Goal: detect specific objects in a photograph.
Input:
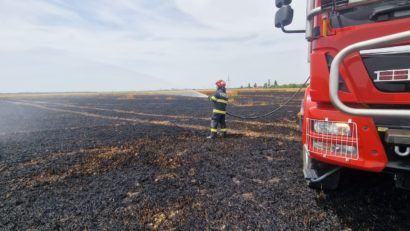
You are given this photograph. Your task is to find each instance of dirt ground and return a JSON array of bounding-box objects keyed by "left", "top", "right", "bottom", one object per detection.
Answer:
[{"left": 1, "top": 92, "right": 410, "bottom": 230}]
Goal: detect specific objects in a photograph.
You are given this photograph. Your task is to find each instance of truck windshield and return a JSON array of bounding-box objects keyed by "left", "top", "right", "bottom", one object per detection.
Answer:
[{"left": 330, "top": 0, "right": 410, "bottom": 28}]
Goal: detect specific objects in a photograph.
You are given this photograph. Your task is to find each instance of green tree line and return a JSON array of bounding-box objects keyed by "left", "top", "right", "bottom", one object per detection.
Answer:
[{"left": 241, "top": 79, "right": 305, "bottom": 89}]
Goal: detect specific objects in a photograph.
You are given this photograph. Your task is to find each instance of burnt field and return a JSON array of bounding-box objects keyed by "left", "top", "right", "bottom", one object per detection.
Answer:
[{"left": 1, "top": 91, "right": 410, "bottom": 230}]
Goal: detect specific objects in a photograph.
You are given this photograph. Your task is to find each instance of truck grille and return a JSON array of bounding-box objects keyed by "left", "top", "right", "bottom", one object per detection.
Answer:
[
  {"left": 361, "top": 46, "right": 410, "bottom": 93},
  {"left": 306, "top": 118, "right": 359, "bottom": 161}
]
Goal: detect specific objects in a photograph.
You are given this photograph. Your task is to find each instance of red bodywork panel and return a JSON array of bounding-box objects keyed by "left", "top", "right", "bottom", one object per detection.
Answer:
[
  {"left": 310, "top": 18, "right": 410, "bottom": 104},
  {"left": 303, "top": 12, "right": 410, "bottom": 172}
]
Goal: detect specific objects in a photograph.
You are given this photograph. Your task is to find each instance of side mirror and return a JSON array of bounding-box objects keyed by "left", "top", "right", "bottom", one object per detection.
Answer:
[
  {"left": 275, "top": 0, "right": 292, "bottom": 8},
  {"left": 275, "top": 5, "right": 294, "bottom": 28}
]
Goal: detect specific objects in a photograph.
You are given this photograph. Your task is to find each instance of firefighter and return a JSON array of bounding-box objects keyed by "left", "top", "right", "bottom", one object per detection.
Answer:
[{"left": 207, "top": 80, "right": 229, "bottom": 139}]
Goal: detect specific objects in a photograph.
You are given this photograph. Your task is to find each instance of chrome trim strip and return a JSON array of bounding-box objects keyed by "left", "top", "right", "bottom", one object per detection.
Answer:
[
  {"left": 305, "top": 0, "right": 316, "bottom": 41},
  {"left": 360, "top": 45, "right": 410, "bottom": 55}
]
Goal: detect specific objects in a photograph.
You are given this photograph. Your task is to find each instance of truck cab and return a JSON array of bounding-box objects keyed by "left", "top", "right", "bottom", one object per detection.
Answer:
[{"left": 275, "top": 0, "right": 410, "bottom": 189}]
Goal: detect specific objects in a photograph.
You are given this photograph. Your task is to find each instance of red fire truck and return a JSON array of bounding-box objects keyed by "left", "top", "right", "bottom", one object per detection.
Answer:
[{"left": 275, "top": 0, "right": 410, "bottom": 189}]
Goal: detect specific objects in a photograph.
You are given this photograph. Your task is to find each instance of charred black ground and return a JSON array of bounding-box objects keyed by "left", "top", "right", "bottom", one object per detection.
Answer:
[{"left": 0, "top": 92, "right": 409, "bottom": 230}]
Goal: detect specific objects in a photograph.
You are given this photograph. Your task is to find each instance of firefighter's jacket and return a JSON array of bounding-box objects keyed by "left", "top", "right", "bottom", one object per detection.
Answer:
[{"left": 209, "top": 89, "right": 228, "bottom": 114}]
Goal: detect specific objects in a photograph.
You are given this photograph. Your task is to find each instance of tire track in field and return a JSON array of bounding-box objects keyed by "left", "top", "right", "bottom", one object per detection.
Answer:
[
  {"left": 20, "top": 100, "right": 298, "bottom": 130},
  {"left": 6, "top": 101, "right": 300, "bottom": 141}
]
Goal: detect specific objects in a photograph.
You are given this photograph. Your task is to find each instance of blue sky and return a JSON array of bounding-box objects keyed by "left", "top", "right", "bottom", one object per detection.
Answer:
[{"left": 0, "top": 0, "right": 308, "bottom": 92}]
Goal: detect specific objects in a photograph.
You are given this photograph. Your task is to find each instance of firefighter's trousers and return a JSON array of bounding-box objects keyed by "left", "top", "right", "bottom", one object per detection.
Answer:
[{"left": 210, "top": 113, "right": 227, "bottom": 137}]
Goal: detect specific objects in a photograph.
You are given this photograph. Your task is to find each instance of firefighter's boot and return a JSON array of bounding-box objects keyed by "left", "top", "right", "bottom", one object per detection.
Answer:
[
  {"left": 207, "top": 133, "right": 217, "bottom": 139},
  {"left": 208, "top": 121, "right": 218, "bottom": 140}
]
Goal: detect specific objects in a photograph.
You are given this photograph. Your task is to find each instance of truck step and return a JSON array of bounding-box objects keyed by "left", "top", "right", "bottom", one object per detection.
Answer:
[
  {"left": 385, "top": 129, "right": 410, "bottom": 145},
  {"left": 304, "top": 169, "right": 319, "bottom": 180}
]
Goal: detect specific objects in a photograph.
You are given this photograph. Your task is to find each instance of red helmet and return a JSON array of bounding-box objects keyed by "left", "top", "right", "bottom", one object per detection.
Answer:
[{"left": 215, "top": 80, "right": 226, "bottom": 88}]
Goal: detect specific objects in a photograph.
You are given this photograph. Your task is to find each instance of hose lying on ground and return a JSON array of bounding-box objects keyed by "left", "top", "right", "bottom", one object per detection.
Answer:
[{"left": 226, "top": 77, "right": 310, "bottom": 120}]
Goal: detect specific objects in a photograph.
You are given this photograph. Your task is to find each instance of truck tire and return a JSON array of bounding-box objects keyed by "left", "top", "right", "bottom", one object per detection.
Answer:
[{"left": 302, "top": 146, "right": 341, "bottom": 190}]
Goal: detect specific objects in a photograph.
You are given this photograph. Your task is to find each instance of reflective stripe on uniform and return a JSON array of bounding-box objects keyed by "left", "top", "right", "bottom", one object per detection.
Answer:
[
  {"left": 213, "top": 109, "right": 226, "bottom": 114},
  {"left": 211, "top": 128, "right": 218, "bottom": 132},
  {"left": 217, "top": 99, "right": 228, "bottom": 104},
  {"left": 211, "top": 96, "right": 228, "bottom": 104},
  {"left": 220, "top": 129, "right": 227, "bottom": 132}
]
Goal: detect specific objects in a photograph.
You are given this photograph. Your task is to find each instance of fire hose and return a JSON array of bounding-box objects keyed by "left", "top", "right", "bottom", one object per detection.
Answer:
[{"left": 226, "top": 77, "right": 310, "bottom": 119}]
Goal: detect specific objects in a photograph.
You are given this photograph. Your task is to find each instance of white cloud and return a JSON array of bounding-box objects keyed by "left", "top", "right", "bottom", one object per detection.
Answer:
[{"left": 0, "top": 0, "right": 308, "bottom": 92}]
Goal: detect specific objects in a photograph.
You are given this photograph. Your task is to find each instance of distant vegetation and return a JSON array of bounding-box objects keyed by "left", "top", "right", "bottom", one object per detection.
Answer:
[{"left": 241, "top": 80, "right": 305, "bottom": 89}]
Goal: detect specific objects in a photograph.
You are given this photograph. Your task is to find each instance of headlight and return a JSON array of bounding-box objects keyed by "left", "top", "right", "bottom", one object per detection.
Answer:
[
  {"left": 313, "top": 121, "right": 352, "bottom": 137},
  {"left": 313, "top": 141, "right": 358, "bottom": 156}
]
